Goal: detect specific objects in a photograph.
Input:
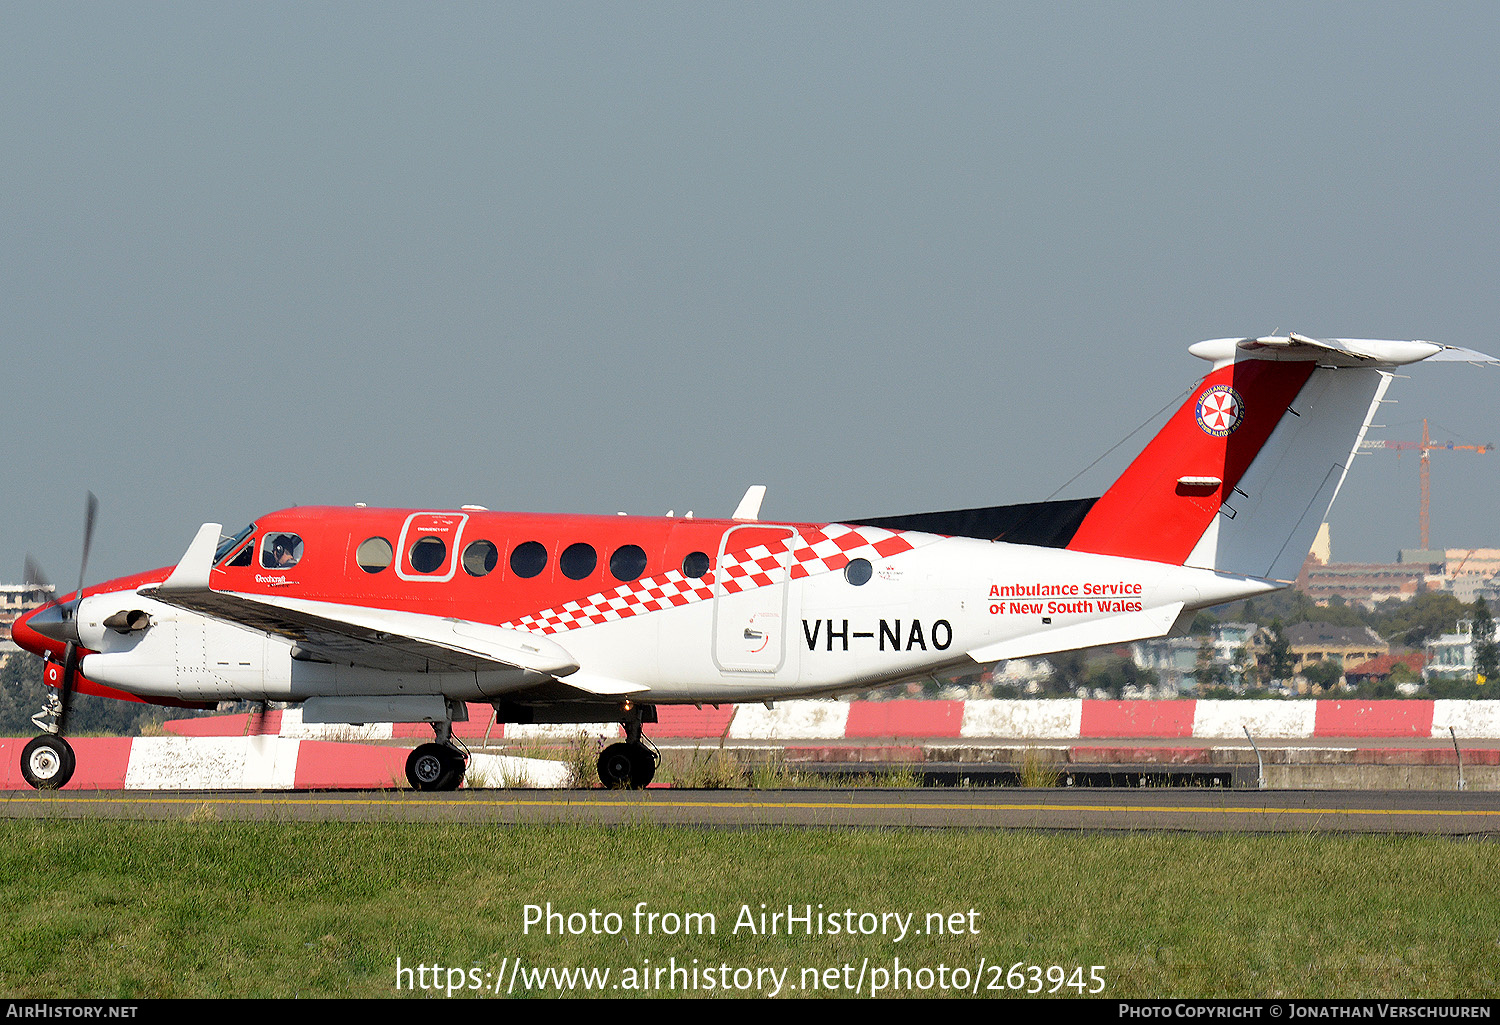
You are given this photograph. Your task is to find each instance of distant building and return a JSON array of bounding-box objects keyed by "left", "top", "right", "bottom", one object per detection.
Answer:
[
  {"left": 0, "top": 583, "right": 54, "bottom": 663},
  {"left": 1424, "top": 620, "right": 1475, "bottom": 681},
  {"left": 1131, "top": 622, "right": 1266, "bottom": 694},
  {"left": 1344, "top": 652, "right": 1426, "bottom": 685},
  {"left": 1130, "top": 635, "right": 1201, "bottom": 692},
  {"left": 1280, "top": 622, "right": 1388, "bottom": 673},
  {"left": 1418, "top": 548, "right": 1500, "bottom": 603},
  {"left": 988, "top": 658, "right": 1052, "bottom": 692},
  {"left": 1207, "top": 622, "right": 1264, "bottom": 663},
  {"left": 1294, "top": 525, "right": 1433, "bottom": 606},
  {"left": 1292, "top": 525, "right": 1500, "bottom": 606},
  {"left": 1295, "top": 557, "right": 1431, "bottom": 605}
]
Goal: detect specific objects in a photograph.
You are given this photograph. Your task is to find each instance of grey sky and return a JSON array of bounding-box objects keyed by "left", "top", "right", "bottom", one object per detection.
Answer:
[{"left": 3, "top": 3, "right": 1496, "bottom": 587}]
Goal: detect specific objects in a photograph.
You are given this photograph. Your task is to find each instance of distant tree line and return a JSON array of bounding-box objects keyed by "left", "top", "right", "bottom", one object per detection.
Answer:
[
  {"left": 0, "top": 654, "right": 202, "bottom": 737},
  {"left": 1206, "top": 590, "right": 1482, "bottom": 650}
]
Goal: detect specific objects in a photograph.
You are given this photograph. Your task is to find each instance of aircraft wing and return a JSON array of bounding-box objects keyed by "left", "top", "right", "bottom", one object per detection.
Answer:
[{"left": 138, "top": 523, "right": 582, "bottom": 680}]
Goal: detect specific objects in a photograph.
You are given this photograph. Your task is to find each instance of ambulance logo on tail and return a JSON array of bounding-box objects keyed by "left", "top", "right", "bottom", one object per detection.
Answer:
[{"left": 1195, "top": 385, "right": 1244, "bottom": 437}]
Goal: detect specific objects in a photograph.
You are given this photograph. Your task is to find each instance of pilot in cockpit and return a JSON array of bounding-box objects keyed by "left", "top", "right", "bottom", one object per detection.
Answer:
[{"left": 268, "top": 535, "right": 301, "bottom": 568}]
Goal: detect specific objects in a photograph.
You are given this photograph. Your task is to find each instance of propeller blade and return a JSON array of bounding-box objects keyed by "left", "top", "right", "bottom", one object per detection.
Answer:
[
  {"left": 74, "top": 492, "right": 98, "bottom": 615},
  {"left": 23, "top": 555, "right": 59, "bottom": 612},
  {"left": 57, "top": 641, "right": 79, "bottom": 736}
]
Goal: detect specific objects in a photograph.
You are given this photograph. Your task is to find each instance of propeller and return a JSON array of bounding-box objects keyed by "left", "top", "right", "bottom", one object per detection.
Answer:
[
  {"left": 76, "top": 491, "right": 97, "bottom": 610},
  {"left": 247, "top": 699, "right": 271, "bottom": 737},
  {"left": 22, "top": 555, "right": 56, "bottom": 614},
  {"left": 24, "top": 493, "right": 98, "bottom": 736}
]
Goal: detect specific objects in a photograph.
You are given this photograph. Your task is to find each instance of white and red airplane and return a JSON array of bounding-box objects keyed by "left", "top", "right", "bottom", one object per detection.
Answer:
[{"left": 11, "top": 335, "right": 1494, "bottom": 790}]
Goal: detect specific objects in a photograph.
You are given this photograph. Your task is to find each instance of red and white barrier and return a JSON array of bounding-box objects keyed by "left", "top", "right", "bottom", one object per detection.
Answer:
[
  {"left": 158, "top": 698, "right": 1500, "bottom": 742},
  {"left": 0, "top": 736, "right": 571, "bottom": 791},
  {"left": 5, "top": 699, "right": 1498, "bottom": 790}
]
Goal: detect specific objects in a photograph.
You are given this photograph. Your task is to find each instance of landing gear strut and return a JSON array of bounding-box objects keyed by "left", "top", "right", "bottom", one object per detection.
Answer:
[
  {"left": 19, "top": 494, "right": 95, "bottom": 792},
  {"left": 597, "top": 712, "right": 658, "bottom": 789},
  {"left": 405, "top": 722, "right": 467, "bottom": 791},
  {"left": 22, "top": 648, "right": 82, "bottom": 790}
]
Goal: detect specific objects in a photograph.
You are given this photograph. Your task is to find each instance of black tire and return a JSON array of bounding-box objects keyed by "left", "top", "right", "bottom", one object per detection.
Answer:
[
  {"left": 21, "top": 735, "right": 75, "bottom": 791},
  {"left": 597, "top": 743, "right": 636, "bottom": 789},
  {"left": 627, "top": 743, "right": 657, "bottom": 788},
  {"left": 406, "top": 743, "right": 464, "bottom": 791},
  {"left": 437, "top": 745, "right": 466, "bottom": 791}
]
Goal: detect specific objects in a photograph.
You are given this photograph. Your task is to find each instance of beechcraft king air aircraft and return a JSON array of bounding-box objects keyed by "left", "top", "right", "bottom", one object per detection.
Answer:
[{"left": 11, "top": 335, "right": 1495, "bottom": 790}]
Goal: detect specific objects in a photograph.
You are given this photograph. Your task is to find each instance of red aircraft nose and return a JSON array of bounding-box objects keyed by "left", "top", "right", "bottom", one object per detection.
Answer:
[{"left": 10, "top": 604, "right": 65, "bottom": 660}]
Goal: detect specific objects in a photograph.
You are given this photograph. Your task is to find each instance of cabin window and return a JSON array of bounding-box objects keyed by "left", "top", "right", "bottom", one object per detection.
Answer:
[
  {"left": 409, "top": 536, "right": 447, "bottom": 574},
  {"left": 560, "top": 543, "right": 597, "bottom": 580},
  {"left": 227, "top": 541, "right": 254, "bottom": 568},
  {"left": 462, "top": 540, "right": 499, "bottom": 577},
  {"left": 261, "top": 533, "right": 303, "bottom": 569},
  {"left": 845, "top": 558, "right": 872, "bottom": 586},
  {"left": 681, "top": 551, "right": 710, "bottom": 579},
  {"left": 355, "top": 537, "right": 393, "bottom": 574},
  {"left": 510, "top": 541, "right": 548, "bottom": 578},
  {"left": 610, "top": 544, "right": 647, "bottom": 582}
]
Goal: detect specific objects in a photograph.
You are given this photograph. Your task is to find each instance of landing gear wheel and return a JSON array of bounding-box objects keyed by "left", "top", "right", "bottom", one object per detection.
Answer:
[
  {"left": 598, "top": 743, "right": 636, "bottom": 789},
  {"left": 598, "top": 742, "right": 657, "bottom": 789},
  {"left": 21, "top": 735, "right": 75, "bottom": 791},
  {"left": 627, "top": 743, "right": 657, "bottom": 788},
  {"left": 406, "top": 743, "right": 465, "bottom": 791}
]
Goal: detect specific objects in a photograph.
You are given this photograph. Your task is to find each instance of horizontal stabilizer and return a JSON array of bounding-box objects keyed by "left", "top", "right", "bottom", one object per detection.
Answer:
[
  {"left": 967, "top": 602, "right": 1183, "bottom": 663},
  {"left": 1190, "top": 335, "right": 1499, "bottom": 369}
]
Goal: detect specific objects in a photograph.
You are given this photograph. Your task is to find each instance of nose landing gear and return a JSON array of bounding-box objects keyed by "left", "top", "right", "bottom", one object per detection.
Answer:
[
  {"left": 20, "top": 734, "right": 75, "bottom": 791},
  {"left": 18, "top": 493, "right": 95, "bottom": 792},
  {"left": 22, "top": 646, "right": 83, "bottom": 791}
]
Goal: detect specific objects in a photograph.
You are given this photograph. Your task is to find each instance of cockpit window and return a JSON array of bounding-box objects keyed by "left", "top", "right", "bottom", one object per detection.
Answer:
[
  {"left": 215, "top": 523, "right": 256, "bottom": 565},
  {"left": 261, "top": 532, "right": 303, "bottom": 569}
]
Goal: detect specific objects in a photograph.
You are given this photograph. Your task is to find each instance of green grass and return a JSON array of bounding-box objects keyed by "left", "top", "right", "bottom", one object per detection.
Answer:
[
  {"left": 489, "top": 741, "right": 924, "bottom": 789},
  {"left": 0, "top": 823, "right": 1494, "bottom": 998}
]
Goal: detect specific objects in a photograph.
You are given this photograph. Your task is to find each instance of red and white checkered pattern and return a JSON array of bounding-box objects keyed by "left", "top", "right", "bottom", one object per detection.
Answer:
[{"left": 503, "top": 524, "right": 919, "bottom": 636}]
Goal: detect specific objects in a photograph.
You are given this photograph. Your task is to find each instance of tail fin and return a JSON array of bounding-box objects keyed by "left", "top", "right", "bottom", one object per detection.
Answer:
[{"left": 1066, "top": 335, "right": 1496, "bottom": 581}]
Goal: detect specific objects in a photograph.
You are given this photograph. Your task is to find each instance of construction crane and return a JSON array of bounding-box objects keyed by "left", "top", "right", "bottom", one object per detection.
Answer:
[{"left": 1358, "top": 419, "right": 1493, "bottom": 549}]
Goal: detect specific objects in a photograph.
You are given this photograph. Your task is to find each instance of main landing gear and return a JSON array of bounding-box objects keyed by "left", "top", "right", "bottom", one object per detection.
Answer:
[
  {"left": 405, "top": 722, "right": 468, "bottom": 792},
  {"left": 597, "top": 715, "right": 658, "bottom": 790}
]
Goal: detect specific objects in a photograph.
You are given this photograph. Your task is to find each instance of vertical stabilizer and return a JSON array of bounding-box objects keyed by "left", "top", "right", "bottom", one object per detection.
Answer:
[
  {"left": 1065, "top": 357, "right": 1315, "bottom": 568},
  {"left": 1065, "top": 335, "right": 1492, "bottom": 581}
]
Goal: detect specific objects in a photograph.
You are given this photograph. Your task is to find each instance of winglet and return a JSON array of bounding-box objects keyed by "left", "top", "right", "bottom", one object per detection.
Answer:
[
  {"left": 732, "top": 485, "right": 766, "bottom": 521},
  {"left": 157, "top": 523, "right": 222, "bottom": 593}
]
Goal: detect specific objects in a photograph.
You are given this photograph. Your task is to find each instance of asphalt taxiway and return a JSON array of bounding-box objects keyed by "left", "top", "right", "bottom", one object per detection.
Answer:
[{"left": 3, "top": 787, "right": 1496, "bottom": 835}]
